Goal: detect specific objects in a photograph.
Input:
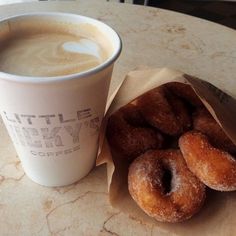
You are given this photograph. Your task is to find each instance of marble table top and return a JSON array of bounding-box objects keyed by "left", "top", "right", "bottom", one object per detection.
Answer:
[{"left": 0, "top": 1, "right": 236, "bottom": 235}]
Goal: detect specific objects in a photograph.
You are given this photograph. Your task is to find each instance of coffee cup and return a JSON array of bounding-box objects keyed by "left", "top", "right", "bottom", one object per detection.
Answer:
[{"left": 0, "top": 12, "right": 121, "bottom": 186}]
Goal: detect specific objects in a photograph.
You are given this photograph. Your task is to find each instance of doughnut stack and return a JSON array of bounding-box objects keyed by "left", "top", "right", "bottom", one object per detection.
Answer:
[{"left": 106, "top": 82, "right": 236, "bottom": 223}]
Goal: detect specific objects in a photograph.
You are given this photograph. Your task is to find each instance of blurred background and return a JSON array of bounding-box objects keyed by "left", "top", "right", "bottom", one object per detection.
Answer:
[
  {"left": 0, "top": 0, "right": 235, "bottom": 29},
  {"left": 139, "top": 0, "right": 236, "bottom": 29}
]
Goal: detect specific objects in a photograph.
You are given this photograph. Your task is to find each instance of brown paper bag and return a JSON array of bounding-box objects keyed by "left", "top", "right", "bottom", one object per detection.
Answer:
[{"left": 97, "top": 68, "right": 236, "bottom": 235}]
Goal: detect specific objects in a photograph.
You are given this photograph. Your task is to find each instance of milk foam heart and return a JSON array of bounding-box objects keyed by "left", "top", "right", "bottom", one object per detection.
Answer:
[{"left": 63, "top": 39, "right": 102, "bottom": 62}]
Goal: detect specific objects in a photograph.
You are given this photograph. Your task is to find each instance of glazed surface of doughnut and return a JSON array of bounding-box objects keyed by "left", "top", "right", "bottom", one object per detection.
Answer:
[
  {"left": 179, "top": 131, "right": 236, "bottom": 191},
  {"left": 106, "top": 103, "right": 164, "bottom": 160},
  {"left": 128, "top": 149, "right": 206, "bottom": 222},
  {"left": 193, "top": 108, "right": 236, "bottom": 154},
  {"left": 137, "top": 86, "right": 191, "bottom": 136},
  {"left": 166, "top": 82, "right": 203, "bottom": 107}
]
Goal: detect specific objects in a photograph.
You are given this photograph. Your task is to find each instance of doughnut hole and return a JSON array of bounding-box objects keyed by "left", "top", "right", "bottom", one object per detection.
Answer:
[{"left": 161, "top": 165, "right": 172, "bottom": 195}]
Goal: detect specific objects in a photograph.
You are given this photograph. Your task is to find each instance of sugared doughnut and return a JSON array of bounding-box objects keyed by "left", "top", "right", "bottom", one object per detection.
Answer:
[
  {"left": 193, "top": 108, "right": 236, "bottom": 153},
  {"left": 106, "top": 103, "right": 164, "bottom": 160},
  {"left": 137, "top": 86, "right": 191, "bottom": 136},
  {"left": 166, "top": 82, "right": 203, "bottom": 107},
  {"left": 179, "top": 131, "right": 236, "bottom": 191},
  {"left": 128, "top": 149, "right": 206, "bottom": 222}
]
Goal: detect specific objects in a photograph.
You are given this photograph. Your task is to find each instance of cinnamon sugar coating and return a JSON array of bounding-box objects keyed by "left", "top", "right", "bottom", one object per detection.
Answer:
[
  {"left": 165, "top": 82, "right": 203, "bottom": 107},
  {"left": 193, "top": 108, "right": 236, "bottom": 154},
  {"left": 137, "top": 86, "right": 191, "bottom": 136},
  {"left": 106, "top": 103, "right": 164, "bottom": 160},
  {"left": 179, "top": 131, "right": 236, "bottom": 191},
  {"left": 128, "top": 149, "right": 206, "bottom": 222}
]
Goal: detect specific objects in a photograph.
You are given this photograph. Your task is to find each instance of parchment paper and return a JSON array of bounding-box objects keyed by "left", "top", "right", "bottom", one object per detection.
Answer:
[{"left": 97, "top": 68, "right": 236, "bottom": 235}]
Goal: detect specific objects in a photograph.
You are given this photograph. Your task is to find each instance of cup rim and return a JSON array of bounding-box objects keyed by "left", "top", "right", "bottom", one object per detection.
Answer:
[{"left": 0, "top": 12, "right": 122, "bottom": 84}]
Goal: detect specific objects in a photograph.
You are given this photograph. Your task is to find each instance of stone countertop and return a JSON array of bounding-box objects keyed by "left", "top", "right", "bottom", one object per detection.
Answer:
[{"left": 0, "top": 1, "right": 236, "bottom": 235}]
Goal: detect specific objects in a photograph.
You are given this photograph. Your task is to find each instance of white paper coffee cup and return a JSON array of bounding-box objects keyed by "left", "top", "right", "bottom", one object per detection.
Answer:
[{"left": 0, "top": 12, "right": 121, "bottom": 186}]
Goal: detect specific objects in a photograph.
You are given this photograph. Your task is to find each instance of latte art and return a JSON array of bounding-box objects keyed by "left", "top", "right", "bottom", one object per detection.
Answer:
[
  {"left": 0, "top": 18, "right": 112, "bottom": 77},
  {"left": 0, "top": 33, "right": 107, "bottom": 77}
]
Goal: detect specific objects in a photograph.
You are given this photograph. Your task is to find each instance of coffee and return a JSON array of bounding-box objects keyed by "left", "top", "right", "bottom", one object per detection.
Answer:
[
  {"left": 0, "top": 19, "right": 110, "bottom": 77},
  {"left": 0, "top": 13, "right": 121, "bottom": 186}
]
